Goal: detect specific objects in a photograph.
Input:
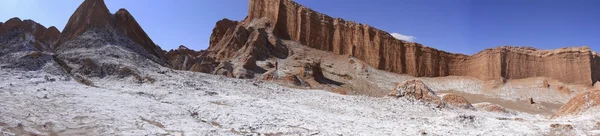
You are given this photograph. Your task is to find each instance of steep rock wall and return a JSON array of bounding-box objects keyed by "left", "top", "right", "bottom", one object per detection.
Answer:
[{"left": 244, "top": 0, "right": 598, "bottom": 85}]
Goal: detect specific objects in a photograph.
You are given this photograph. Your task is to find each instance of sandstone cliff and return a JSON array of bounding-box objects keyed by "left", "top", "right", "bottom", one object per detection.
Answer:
[{"left": 244, "top": 0, "right": 599, "bottom": 85}]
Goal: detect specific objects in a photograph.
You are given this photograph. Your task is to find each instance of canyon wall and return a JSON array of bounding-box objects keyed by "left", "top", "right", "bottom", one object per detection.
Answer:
[{"left": 244, "top": 0, "right": 599, "bottom": 85}]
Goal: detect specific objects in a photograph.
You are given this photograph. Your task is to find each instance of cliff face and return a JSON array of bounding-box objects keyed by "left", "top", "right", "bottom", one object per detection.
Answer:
[{"left": 244, "top": 0, "right": 599, "bottom": 85}]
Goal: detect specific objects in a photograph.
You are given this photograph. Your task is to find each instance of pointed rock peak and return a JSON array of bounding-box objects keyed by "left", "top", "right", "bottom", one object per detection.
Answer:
[
  {"left": 116, "top": 8, "right": 130, "bottom": 15},
  {"left": 178, "top": 45, "right": 190, "bottom": 50},
  {"left": 47, "top": 26, "right": 60, "bottom": 33},
  {"left": 6, "top": 17, "right": 23, "bottom": 24},
  {"left": 0, "top": 18, "right": 49, "bottom": 40},
  {"left": 59, "top": 0, "right": 113, "bottom": 44},
  {"left": 114, "top": 7, "right": 166, "bottom": 61},
  {"left": 41, "top": 26, "right": 61, "bottom": 46},
  {"left": 1, "top": 17, "right": 24, "bottom": 33},
  {"left": 209, "top": 18, "right": 239, "bottom": 49}
]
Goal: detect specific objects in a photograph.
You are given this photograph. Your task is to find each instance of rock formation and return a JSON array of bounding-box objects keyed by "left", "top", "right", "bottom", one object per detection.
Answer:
[
  {"left": 195, "top": 16, "right": 291, "bottom": 79},
  {"left": 114, "top": 8, "right": 167, "bottom": 61},
  {"left": 0, "top": 18, "right": 60, "bottom": 51},
  {"left": 441, "top": 93, "right": 475, "bottom": 110},
  {"left": 388, "top": 80, "right": 445, "bottom": 108},
  {"left": 473, "top": 103, "right": 515, "bottom": 115},
  {"left": 52, "top": 0, "right": 167, "bottom": 85},
  {"left": 57, "top": 0, "right": 166, "bottom": 64},
  {"left": 553, "top": 90, "right": 600, "bottom": 117},
  {"left": 165, "top": 45, "right": 202, "bottom": 70},
  {"left": 243, "top": 0, "right": 600, "bottom": 85},
  {"left": 0, "top": 18, "right": 63, "bottom": 73}
]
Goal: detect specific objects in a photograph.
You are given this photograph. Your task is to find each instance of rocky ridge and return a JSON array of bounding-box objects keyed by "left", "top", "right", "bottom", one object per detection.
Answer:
[
  {"left": 51, "top": 0, "right": 169, "bottom": 85},
  {"left": 57, "top": 0, "right": 166, "bottom": 63},
  {"left": 0, "top": 17, "right": 61, "bottom": 51},
  {"left": 0, "top": 17, "right": 63, "bottom": 73}
]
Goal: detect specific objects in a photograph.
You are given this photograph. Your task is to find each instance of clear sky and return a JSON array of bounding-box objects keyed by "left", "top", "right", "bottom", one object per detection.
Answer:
[{"left": 1, "top": 0, "right": 598, "bottom": 54}]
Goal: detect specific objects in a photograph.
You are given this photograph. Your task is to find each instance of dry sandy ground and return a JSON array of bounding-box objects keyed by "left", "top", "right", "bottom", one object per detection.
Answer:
[
  {"left": 1, "top": 65, "right": 600, "bottom": 135},
  {"left": 272, "top": 39, "right": 590, "bottom": 118}
]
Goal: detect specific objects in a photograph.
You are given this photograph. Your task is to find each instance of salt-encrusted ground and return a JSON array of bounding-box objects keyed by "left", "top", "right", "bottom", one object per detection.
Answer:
[{"left": 0, "top": 67, "right": 598, "bottom": 136}]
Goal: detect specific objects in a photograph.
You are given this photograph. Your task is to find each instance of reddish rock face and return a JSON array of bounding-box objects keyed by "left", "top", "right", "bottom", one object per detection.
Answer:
[
  {"left": 210, "top": 19, "right": 238, "bottom": 49},
  {"left": 474, "top": 103, "right": 514, "bottom": 114},
  {"left": 208, "top": 24, "right": 250, "bottom": 62},
  {"left": 58, "top": 0, "right": 165, "bottom": 62},
  {"left": 0, "top": 17, "right": 24, "bottom": 34},
  {"left": 441, "top": 93, "right": 475, "bottom": 110},
  {"left": 58, "top": 0, "right": 112, "bottom": 45},
  {"left": 553, "top": 90, "right": 600, "bottom": 117},
  {"left": 41, "top": 26, "right": 61, "bottom": 47},
  {"left": 165, "top": 45, "right": 204, "bottom": 70},
  {"left": 244, "top": 0, "right": 600, "bottom": 85},
  {"left": 114, "top": 8, "right": 166, "bottom": 61},
  {"left": 0, "top": 17, "right": 61, "bottom": 51}
]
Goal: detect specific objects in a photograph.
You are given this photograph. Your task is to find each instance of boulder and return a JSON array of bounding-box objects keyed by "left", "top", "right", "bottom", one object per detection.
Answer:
[
  {"left": 440, "top": 93, "right": 475, "bottom": 110},
  {"left": 299, "top": 61, "right": 326, "bottom": 83},
  {"left": 473, "top": 103, "right": 515, "bottom": 115},
  {"left": 189, "top": 62, "right": 214, "bottom": 73},
  {"left": 388, "top": 79, "right": 444, "bottom": 107}
]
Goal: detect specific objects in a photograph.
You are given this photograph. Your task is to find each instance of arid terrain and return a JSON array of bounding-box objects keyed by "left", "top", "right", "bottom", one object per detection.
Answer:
[{"left": 1, "top": 0, "right": 600, "bottom": 135}]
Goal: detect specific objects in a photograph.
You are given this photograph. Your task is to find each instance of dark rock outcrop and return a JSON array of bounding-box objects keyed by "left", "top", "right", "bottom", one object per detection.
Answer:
[{"left": 243, "top": 0, "right": 600, "bottom": 85}]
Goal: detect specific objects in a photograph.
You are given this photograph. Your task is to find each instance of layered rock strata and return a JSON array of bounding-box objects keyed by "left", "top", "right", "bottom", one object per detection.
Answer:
[{"left": 244, "top": 0, "right": 600, "bottom": 85}]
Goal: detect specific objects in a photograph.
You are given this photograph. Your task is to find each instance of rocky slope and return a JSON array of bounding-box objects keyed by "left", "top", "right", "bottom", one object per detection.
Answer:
[
  {"left": 554, "top": 90, "right": 600, "bottom": 117},
  {"left": 57, "top": 0, "right": 166, "bottom": 64},
  {"left": 0, "top": 17, "right": 60, "bottom": 51},
  {"left": 0, "top": 17, "right": 63, "bottom": 73},
  {"left": 53, "top": 0, "right": 168, "bottom": 85},
  {"left": 243, "top": 0, "right": 599, "bottom": 85}
]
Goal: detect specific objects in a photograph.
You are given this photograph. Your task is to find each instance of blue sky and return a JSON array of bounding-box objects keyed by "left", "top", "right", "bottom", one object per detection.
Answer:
[{"left": 0, "top": 0, "right": 598, "bottom": 54}]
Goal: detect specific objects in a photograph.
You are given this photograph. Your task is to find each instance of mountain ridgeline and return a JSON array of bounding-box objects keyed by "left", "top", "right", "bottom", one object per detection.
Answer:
[{"left": 0, "top": 0, "right": 598, "bottom": 85}]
